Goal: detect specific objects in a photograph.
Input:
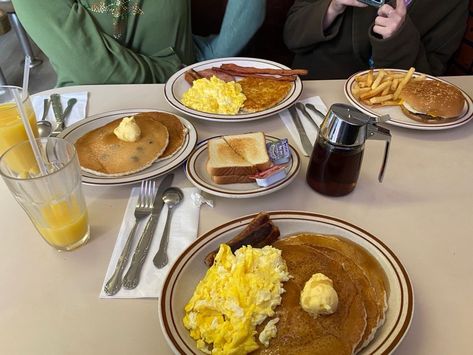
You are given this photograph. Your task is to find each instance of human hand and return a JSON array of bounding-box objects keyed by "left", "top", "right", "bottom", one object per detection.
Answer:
[
  {"left": 324, "top": 0, "right": 368, "bottom": 30},
  {"left": 373, "top": 0, "right": 407, "bottom": 39},
  {"left": 329, "top": 0, "right": 368, "bottom": 16}
]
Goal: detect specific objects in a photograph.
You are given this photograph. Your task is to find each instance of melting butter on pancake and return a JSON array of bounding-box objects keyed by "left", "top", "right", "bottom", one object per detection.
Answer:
[
  {"left": 278, "top": 233, "right": 389, "bottom": 351},
  {"left": 133, "top": 112, "right": 187, "bottom": 160},
  {"left": 255, "top": 242, "right": 367, "bottom": 355},
  {"left": 75, "top": 115, "right": 169, "bottom": 176},
  {"left": 239, "top": 77, "right": 292, "bottom": 113}
]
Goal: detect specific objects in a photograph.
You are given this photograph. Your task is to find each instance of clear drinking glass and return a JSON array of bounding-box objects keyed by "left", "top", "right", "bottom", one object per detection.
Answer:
[
  {"left": 0, "top": 86, "right": 39, "bottom": 156},
  {"left": 0, "top": 137, "right": 90, "bottom": 251}
]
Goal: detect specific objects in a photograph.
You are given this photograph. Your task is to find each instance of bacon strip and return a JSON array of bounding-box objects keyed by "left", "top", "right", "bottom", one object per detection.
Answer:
[
  {"left": 184, "top": 69, "right": 203, "bottom": 85},
  {"left": 212, "top": 67, "right": 297, "bottom": 81},
  {"left": 203, "top": 212, "right": 280, "bottom": 267},
  {"left": 220, "top": 63, "right": 308, "bottom": 76}
]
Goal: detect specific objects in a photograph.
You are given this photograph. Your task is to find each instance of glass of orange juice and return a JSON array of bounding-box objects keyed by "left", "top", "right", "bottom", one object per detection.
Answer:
[
  {"left": 0, "top": 86, "right": 39, "bottom": 156},
  {"left": 0, "top": 137, "right": 90, "bottom": 251}
]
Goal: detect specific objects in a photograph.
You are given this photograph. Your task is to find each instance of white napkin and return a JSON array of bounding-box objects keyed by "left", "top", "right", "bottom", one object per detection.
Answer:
[
  {"left": 100, "top": 186, "right": 201, "bottom": 299},
  {"left": 31, "top": 92, "right": 88, "bottom": 127},
  {"left": 279, "top": 96, "right": 328, "bottom": 156}
]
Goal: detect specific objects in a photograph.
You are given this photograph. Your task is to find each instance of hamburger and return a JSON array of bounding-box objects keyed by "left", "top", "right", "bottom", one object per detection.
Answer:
[{"left": 399, "top": 80, "right": 466, "bottom": 123}]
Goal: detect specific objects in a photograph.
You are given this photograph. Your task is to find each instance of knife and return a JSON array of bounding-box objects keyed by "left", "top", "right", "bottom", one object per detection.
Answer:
[
  {"left": 288, "top": 105, "right": 312, "bottom": 156},
  {"left": 122, "top": 173, "right": 174, "bottom": 290},
  {"left": 296, "top": 102, "right": 320, "bottom": 132},
  {"left": 50, "top": 94, "right": 64, "bottom": 132}
]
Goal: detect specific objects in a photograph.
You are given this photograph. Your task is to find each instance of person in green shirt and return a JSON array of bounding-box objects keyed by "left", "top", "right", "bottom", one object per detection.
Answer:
[{"left": 12, "top": 0, "right": 266, "bottom": 86}]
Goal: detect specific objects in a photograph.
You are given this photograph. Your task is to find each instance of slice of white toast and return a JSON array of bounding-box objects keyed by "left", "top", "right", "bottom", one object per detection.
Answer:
[
  {"left": 223, "top": 132, "right": 271, "bottom": 171},
  {"left": 207, "top": 137, "right": 258, "bottom": 176}
]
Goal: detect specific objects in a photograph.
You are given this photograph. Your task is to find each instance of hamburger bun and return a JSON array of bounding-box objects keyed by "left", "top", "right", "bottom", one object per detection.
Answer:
[{"left": 399, "top": 80, "right": 465, "bottom": 123}]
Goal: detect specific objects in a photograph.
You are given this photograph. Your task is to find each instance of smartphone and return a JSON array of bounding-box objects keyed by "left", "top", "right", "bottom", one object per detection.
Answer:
[{"left": 358, "top": 0, "right": 385, "bottom": 7}]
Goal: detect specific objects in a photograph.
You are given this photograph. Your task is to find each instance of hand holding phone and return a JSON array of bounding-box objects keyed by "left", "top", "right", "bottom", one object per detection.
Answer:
[
  {"left": 372, "top": 0, "right": 407, "bottom": 39},
  {"left": 357, "top": 0, "right": 385, "bottom": 7}
]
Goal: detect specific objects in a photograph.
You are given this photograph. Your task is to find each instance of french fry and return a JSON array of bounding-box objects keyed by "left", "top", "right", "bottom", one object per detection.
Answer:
[
  {"left": 353, "top": 67, "right": 417, "bottom": 107},
  {"left": 381, "top": 100, "right": 402, "bottom": 106},
  {"left": 369, "top": 94, "right": 393, "bottom": 105},
  {"left": 393, "top": 67, "right": 415, "bottom": 99},
  {"left": 381, "top": 81, "right": 392, "bottom": 95},
  {"left": 413, "top": 74, "right": 426, "bottom": 81},
  {"left": 352, "top": 83, "right": 360, "bottom": 98},
  {"left": 360, "top": 81, "right": 391, "bottom": 100},
  {"left": 366, "top": 70, "right": 374, "bottom": 87},
  {"left": 371, "top": 70, "right": 385, "bottom": 89}
]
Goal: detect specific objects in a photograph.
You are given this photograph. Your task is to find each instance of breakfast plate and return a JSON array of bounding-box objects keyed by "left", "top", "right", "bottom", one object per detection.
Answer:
[
  {"left": 185, "top": 135, "right": 301, "bottom": 198},
  {"left": 344, "top": 68, "right": 473, "bottom": 130},
  {"left": 164, "top": 57, "right": 303, "bottom": 122},
  {"left": 159, "top": 211, "right": 414, "bottom": 355},
  {"left": 57, "top": 109, "right": 198, "bottom": 186}
]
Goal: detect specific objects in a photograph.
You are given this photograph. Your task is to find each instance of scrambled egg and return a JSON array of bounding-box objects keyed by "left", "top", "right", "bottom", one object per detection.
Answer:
[
  {"left": 183, "top": 244, "right": 290, "bottom": 354},
  {"left": 181, "top": 76, "right": 246, "bottom": 114}
]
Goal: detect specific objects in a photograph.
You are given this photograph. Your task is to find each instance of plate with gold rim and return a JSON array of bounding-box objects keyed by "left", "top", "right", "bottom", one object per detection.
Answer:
[
  {"left": 344, "top": 68, "right": 473, "bottom": 130},
  {"left": 159, "top": 211, "right": 414, "bottom": 355},
  {"left": 57, "top": 109, "right": 198, "bottom": 186},
  {"left": 185, "top": 135, "right": 301, "bottom": 198},
  {"left": 164, "top": 57, "right": 303, "bottom": 122}
]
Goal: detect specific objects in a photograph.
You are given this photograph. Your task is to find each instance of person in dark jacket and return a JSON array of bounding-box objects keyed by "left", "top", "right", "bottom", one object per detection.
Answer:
[{"left": 284, "top": 0, "right": 468, "bottom": 79}]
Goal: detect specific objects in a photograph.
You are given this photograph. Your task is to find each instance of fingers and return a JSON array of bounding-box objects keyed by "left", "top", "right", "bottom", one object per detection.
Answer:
[
  {"left": 373, "top": 1, "right": 407, "bottom": 39},
  {"left": 396, "top": 0, "right": 407, "bottom": 16},
  {"left": 377, "top": 4, "right": 394, "bottom": 17}
]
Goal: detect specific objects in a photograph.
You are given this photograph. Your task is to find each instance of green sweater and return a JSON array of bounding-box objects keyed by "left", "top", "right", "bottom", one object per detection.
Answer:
[
  {"left": 284, "top": 0, "right": 468, "bottom": 79},
  {"left": 13, "top": 0, "right": 195, "bottom": 86}
]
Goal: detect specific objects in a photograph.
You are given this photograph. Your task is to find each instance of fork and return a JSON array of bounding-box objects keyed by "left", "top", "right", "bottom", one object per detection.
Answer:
[{"left": 104, "top": 180, "right": 156, "bottom": 296}]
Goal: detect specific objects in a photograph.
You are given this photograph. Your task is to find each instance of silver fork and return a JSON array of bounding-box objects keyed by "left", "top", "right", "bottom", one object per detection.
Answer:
[{"left": 104, "top": 180, "right": 156, "bottom": 296}]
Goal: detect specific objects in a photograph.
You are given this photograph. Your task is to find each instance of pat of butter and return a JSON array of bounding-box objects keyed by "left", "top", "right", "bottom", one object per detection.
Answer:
[
  {"left": 113, "top": 116, "right": 141, "bottom": 142},
  {"left": 300, "top": 273, "right": 338, "bottom": 317}
]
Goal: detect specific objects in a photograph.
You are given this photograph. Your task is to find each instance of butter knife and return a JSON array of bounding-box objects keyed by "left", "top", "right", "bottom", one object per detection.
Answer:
[
  {"left": 50, "top": 94, "right": 64, "bottom": 132},
  {"left": 288, "top": 105, "right": 312, "bottom": 156},
  {"left": 122, "top": 173, "right": 174, "bottom": 289}
]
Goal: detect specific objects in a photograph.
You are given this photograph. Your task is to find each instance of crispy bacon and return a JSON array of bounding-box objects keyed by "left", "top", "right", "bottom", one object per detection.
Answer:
[
  {"left": 198, "top": 69, "right": 235, "bottom": 82},
  {"left": 184, "top": 69, "right": 203, "bottom": 85},
  {"left": 220, "top": 63, "right": 308, "bottom": 76},
  {"left": 212, "top": 67, "right": 297, "bottom": 81},
  {"left": 203, "top": 212, "right": 280, "bottom": 267}
]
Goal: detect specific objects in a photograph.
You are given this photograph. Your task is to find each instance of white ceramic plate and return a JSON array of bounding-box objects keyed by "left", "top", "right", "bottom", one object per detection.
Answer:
[
  {"left": 344, "top": 69, "right": 473, "bottom": 130},
  {"left": 159, "top": 211, "right": 414, "bottom": 355},
  {"left": 164, "top": 57, "right": 303, "bottom": 122},
  {"left": 185, "top": 136, "right": 301, "bottom": 198},
  {"left": 57, "top": 109, "right": 198, "bottom": 186}
]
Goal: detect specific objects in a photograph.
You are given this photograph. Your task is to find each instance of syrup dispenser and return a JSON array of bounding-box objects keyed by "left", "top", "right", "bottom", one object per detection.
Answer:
[{"left": 306, "top": 103, "right": 391, "bottom": 196}]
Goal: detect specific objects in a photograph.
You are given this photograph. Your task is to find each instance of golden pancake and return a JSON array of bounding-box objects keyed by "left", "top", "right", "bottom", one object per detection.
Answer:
[
  {"left": 256, "top": 242, "right": 367, "bottom": 355},
  {"left": 239, "top": 77, "right": 292, "bottom": 113},
  {"left": 279, "top": 233, "right": 389, "bottom": 350},
  {"left": 75, "top": 116, "right": 169, "bottom": 176},
  {"left": 134, "top": 112, "right": 187, "bottom": 159}
]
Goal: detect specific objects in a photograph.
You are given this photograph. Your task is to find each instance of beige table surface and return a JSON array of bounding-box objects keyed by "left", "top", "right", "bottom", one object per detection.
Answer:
[{"left": 1, "top": 77, "right": 472, "bottom": 355}]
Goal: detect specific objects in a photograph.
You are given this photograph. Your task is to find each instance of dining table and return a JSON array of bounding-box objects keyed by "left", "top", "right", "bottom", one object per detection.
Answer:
[{"left": 1, "top": 76, "right": 472, "bottom": 355}]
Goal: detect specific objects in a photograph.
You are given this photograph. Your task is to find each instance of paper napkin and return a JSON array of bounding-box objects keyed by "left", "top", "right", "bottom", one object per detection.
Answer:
[
  {"left": 100, "top": 186, "right": 201, "bottom": 299},
  {"left": 31, "top": 91, "right": 88, "bottom": 128},
  {"left": 279, "top": 96, "right": 328, "bottom": 156}
]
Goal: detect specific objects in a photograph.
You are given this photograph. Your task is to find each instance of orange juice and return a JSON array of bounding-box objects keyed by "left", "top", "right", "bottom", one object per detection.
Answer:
[
  {"left": 0, "top": 102, "right": 38, "bottom": 156},
  {"left": 35, "top": 192, "right": 89, "bottom": 250}
]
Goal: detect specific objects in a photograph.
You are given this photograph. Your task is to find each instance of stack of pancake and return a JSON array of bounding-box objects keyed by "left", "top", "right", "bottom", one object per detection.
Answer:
[
  {"left": 256, "top": 233, "right": 389, "bottom": 355},
  {"left": 75, "top": 112, "right": 187, "bottom": 176}
]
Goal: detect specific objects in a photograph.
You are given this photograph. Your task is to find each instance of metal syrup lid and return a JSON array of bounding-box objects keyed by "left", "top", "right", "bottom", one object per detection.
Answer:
[{"left": 320, "top": 103, "right": 371, "bottom": 147}]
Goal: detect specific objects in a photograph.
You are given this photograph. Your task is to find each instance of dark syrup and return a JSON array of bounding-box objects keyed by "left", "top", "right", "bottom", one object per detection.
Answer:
[{"left": 306, "top": 137, "right": 364, "bottom": 196}]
